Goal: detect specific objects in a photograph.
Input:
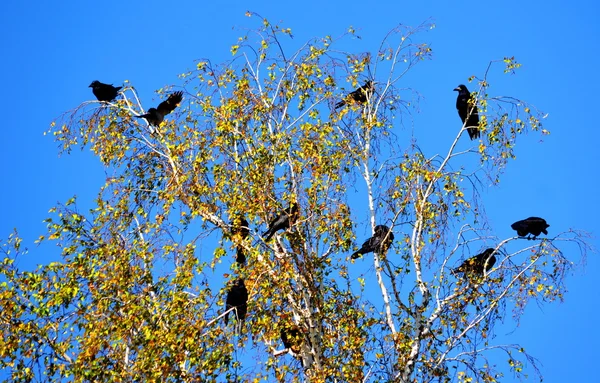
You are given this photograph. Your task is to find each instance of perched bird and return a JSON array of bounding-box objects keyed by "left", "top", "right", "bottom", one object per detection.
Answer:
[
  {"left": 89, "top": 80, "right": 122, "bottom": 102},
  {"left": 454, "top": 84, "right": 480, "bottom": 140},
  {"left": 335, "top": 80, "right": 374, "bottom": 109},
  {"left": 230, "top": 215, "right": 250, "bottom": 240},
  {"left": 351, "top": 225, "right": 394, "bottom": 259},
  {"left": 136, "top": 91, "right": 184, "bottom": 126},
  {"left": 280, "top": 323, "right": 304, "bottom": 354},
  {"left": 235, "top": 247, "right": 246, "bottom": 265},
  {"left": 453, "top": 248, "right": 497, "bottom": 275},
  {"left": 511, "top": 217, "right": 550, "bottom": 239},
  {"left": 225, "top": 279, "right": 248, "bottom": 325},
  {"left": 263, "top": 203, "right": 298, "bottom": 241}
]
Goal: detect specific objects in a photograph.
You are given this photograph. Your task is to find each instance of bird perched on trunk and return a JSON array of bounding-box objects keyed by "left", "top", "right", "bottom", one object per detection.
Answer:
[
  {"left": 263, "top": 203, "right": 298, "bottom": 242},
  {"left": 89, "top": 80, "right": 122, "bottom": 102},
  {"left": 351, "top": 225, "right": 394, "bottom": 259},
  {"left": 511, "top": 217, "right": 549, "bottom": 239},
  {"left": 336, "top": 80, "right": 374, "bottom": 109},
  {"left": 230, "top": 215, "right": 249, "bottom": 265},
  {"left": 453, "top": 248, "right": 497, "bottom": 275},
  {"left": 230, "top": 215, "right": 250, "bottom": 240},
  {"left": 136, "top": 91, "right": 184, "bottom": 127},
  {"left": 225, "top": 278, "right": 248, "bottom": 326},
  {"left": 454, "top": 84, "right": 480, "bottom": 140},
  {"left": 280, "top": 322, "right": 304, "bottom": 354}
]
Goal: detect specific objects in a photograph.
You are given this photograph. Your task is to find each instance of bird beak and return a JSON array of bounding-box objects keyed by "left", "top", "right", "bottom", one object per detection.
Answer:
[{"left": 453, "top": 87, "right": 460, "bottom": 91}]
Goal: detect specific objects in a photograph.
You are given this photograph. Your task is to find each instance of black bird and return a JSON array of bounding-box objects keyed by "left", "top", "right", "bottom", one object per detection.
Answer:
[
  {"left": 351, "top": 225, "right": 394, "bottom": 259},
  {"left": 453, "top": 248, "right": 497, "bottom": 275},
  {"left": 231, "top": 215, "right": 250, "bottom": 240},
  {"left": 280, "top": 323, "right": 304, "bottom": 354},
  {"left": 511, "top": 217, "right": 550, "bottom": 239},
  {"left": 235, "top": 247, "right": 246, "bottom": 265},
  {"left": 335, "top": 80, "right": 374, "bottom": 109},
  {"left": 454, "top": 84, "right": 480, "bottom": 140},
  {"left": 136, "top": 91, "right": 184, "bottom": 126},
  {"left": 89, "top": 80, "right": 122, "bottom": 102},
  {"left": 263, "top": 203, "right": 298, "bottom": 241},
  {"left": 225, "top": 279, "right": 248, "bottom": 325}
]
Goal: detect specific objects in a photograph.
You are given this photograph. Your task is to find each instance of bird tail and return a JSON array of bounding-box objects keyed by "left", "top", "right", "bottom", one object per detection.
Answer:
[
  {"left": 335, "top": 101, "right": 345, "bottom": 109},
  {"left": 467, "top": 127, "right": 480, "bottom": 140},
  {"left": 134, "top": 115, "right": 145, "bottom": 118},
  {"left": 351, "top": 251, "right": 362, "bottom": 260},
  {"left": 542, "top": 229, "right": 548, "bottom": 235},
  {"left": 263, "top": 230, "right": 274, "bottom": 242},
  {"left": 236, "top": 247, "right": 246, "bottom": 264}
]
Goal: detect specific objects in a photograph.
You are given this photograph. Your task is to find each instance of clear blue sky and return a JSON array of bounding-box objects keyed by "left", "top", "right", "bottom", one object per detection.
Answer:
[{"left": 1, "top": 1, "right": 598, "bottom": 381}]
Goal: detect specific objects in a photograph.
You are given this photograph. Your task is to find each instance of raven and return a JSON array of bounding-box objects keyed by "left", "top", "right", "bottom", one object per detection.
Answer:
[
  {"left": 454, "top": 84, "right": 480, "bottom": 140},
  {"left": 453, "top": 248, "right": 497, "bottom": 275},
  {"left": 351, "top": 225, "right": 394, "bottom": 259},
  {"left": 136, "top": 91, "right": 184, "bottom": 126},
  {"left": 280, "top": 323, "right": 304, "bottom": 354},
  {"left": 336, "top": 81, "right": 374, "bottom": 109},
  {"left": 511, "top": 217, "right": 549, "bottom": 239},
  {"left": 89, "top": 80, "right": 122, "bottom": 102},
  {"left": 263, "top": 203, "right": 298, "bottom": 241},
  {"left": 225, "top": 279, "right": 248, "bottom": 325}
]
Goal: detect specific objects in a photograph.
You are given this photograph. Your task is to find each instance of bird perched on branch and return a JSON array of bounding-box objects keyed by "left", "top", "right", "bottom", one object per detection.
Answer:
[
  {"left": 136, "top": 91, "right": 183, "bottom": 126},
  {"left": 230, "top": 215, "right": 249, "bottom": 265},
  {"left": 89, "top": 80, "right": 122, "bottom": 102},
  {"left": 453, "top": 248, "right": 497, "bottom": 275},
  {"left": 280, "top": 322, "right": 304, "bottom": 354},
  {"left": 351, "top": 225, "right": 394, "bottom": 259},
  {"left": 225, "top": 279, "right": 248, "bottom": 326},
  {"left": 230, "top": 215, "right": 250, "bottom": 240},
  {"left": 335, "top": 80, "right": 374, "bottom": 109},
  {"left": 263, "top": 203, "right": 298, "bottom": 241},
  {"left": 511, "top": 217, "right": 549, "bottom": 239},
  {"left": 454, "top": 84, "right": 480, "bottom": 140}
]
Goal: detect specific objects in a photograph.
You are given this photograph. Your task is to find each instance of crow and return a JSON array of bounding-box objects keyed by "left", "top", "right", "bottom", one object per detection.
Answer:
[
  {"left": 235, "top": 247, "right": 246, "bottom": 265},
  {"left": 351, "top": 225, "right": 394, "bottom": 259},
  {"left": 280, "top": 323, "right": 304, "bottom": 354},
  {"left": 89, "top": 80, "right": 122, "bottom": 102},
  {"left": 225, "top": 279, "right": 248, "bottom": 325},
  {"left": 453, "top": 248, "right": 497, "bottom": 275},
  {"left": 454, "top": 84, "right": 480, "bottom": 140},
  {"left": 136, "top": 91, "right": 184, "bottom": 126},
  {"left": 231, "top": 215, "right": 250, "bottom": 240},
  {"left": 511, "top": 217, "right": 549, "bottom": 239},
  {"left": 336, "top": 80, "right": 374, "bottom": 109},
  {"left": 263, "top": 203, "right": 298, "bottom": 241}
]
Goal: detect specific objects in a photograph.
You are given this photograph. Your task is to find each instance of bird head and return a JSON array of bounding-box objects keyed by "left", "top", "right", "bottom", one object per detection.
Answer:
[
  {"left": 89, "top": 80, "right": 99, "bottom": 88},
  {"left": 454, "top": 84, "right": 469, "bottom": 93}
]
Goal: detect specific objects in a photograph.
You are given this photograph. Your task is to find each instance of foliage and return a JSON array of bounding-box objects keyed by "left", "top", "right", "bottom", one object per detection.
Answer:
[{"left": 0, "top": 14, "right": 590, "bottom": 383}]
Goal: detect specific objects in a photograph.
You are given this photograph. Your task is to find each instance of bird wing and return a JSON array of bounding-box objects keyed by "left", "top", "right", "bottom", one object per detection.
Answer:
[{"left": 156, "top": 91, "right": 183, "bottom": 116}]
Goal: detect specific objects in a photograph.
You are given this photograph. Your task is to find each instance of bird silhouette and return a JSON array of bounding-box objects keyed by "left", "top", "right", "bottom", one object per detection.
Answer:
[
  {"left": 225, "top": 279, "right": 248, "bottom": 326},
  {"left": 263, "top": 203, "right": 298, "bottom": 241},
  {"left": 89, "top": 80, "right": 122, "bottom": 102},
  {"left": 454, "top": 84, "right": 480, "bottom": 140},
  {"left": 336, "top": 81, "right": 374, "bottom": 109},
  {"left": 453, "top": 248, "right": 497, "bottom": 275},
  {"left": 511, "top": 217, "right": 549, "bottom": 239},
  {"left": 351, "top": 225, "right": 394, "bottom": 259},
  {"left": 136, "top": 91, "right": 183, "bottom": 127}
]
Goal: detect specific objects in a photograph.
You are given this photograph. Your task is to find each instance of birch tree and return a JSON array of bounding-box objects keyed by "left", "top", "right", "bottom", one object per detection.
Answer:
[{"left": 0, "top": 15, "right": 589, "bottom": 383}]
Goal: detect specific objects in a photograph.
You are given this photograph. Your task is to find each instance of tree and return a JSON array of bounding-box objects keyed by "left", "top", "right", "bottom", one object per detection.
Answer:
[{"left": 0, "top": 14, "right": 589, "bottom": 382}]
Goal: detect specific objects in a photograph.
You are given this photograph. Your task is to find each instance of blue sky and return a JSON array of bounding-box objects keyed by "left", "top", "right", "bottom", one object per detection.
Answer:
[{"left": 1, "top": 1, "right": 598, "bottom": 381}]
